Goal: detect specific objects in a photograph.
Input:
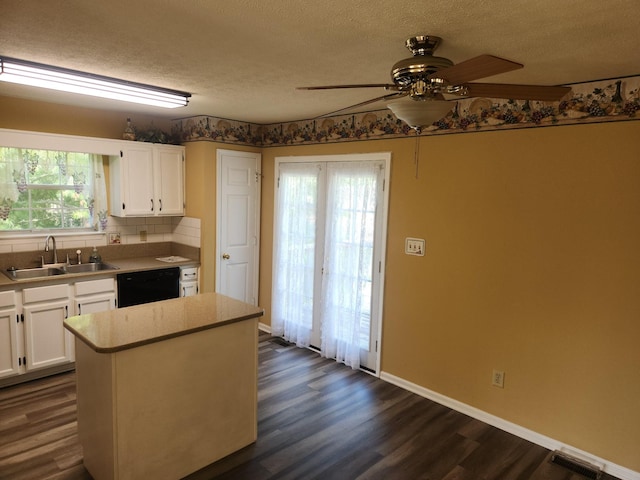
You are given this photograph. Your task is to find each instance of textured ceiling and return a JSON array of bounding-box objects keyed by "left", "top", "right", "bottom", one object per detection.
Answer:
[{"left": 1, "top": 0, "right": 639, "bottom": 124}]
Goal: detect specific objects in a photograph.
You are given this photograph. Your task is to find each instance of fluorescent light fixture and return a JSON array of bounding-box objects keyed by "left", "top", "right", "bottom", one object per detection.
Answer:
[{"left": 0, "top": 57, "right": 191, "bottom": 108}]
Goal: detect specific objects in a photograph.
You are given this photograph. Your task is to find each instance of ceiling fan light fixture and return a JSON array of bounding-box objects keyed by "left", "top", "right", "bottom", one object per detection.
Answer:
[
  {"left": 300, "top": 35, "right": 568, "bottom": 123},
  {"left": 388, "top": 97, "right": 453, "bottom": 132},
  {"left": 0, "top": 57, "right": 191, "bottom": 108}
]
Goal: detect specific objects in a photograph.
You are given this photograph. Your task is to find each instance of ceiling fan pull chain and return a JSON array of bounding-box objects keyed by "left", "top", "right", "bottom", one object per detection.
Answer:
[{"left": 414, "top": 134, "right": 421, "bottom": 179}]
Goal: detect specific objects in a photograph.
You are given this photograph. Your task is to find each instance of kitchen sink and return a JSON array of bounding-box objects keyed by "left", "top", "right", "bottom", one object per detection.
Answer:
[
  {"left": 4, "top": 266, "right": 66, "bottom": 280},
  {"left": 3, "top": 262, "right": 119, "bottom": 280},
  {"left": 64, "top": 262, "right": 119, "bottom": 273}
]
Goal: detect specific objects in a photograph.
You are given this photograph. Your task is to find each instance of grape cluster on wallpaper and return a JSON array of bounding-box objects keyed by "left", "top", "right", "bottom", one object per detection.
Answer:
[{"left": 171, "top": 75, "right": 639, "bottom": 146}]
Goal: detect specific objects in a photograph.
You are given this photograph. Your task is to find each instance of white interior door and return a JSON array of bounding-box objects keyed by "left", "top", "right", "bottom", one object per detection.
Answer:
[{"left": 216, "top": 149, "right": 261, "bottom": 305}]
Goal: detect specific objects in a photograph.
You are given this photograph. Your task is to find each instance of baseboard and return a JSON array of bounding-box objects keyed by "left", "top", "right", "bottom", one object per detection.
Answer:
[
  {"left": 258, "top": 322, "right": 271, "bottom": 334},
  {"left": 379, "top": 371, "right": 640, "bottom": 480}
]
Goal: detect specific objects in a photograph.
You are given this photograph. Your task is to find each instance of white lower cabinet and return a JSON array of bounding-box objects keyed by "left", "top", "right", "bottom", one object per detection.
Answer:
[
  {"left": 74, "top": 277, "right": 117, "bottom": 315},
  {"left": 22, "top": 283, "right": 74, "bottom": 370},
  {"left": 180, "top": 266, "right": 199, "bottom": 297},
  {"left": 181, "top": 282, "right": 199, "bottom": 297},
  {"left": 0, "top": 291, "right": 20, "bottom": 379},
  {"left": 0, "top": 276, "right": 117, "bottom": 383}
]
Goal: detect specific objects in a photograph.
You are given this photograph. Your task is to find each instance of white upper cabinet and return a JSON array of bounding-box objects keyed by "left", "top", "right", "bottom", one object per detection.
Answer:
[
  {"left": 110, "top": 143, "right": 185, "bottom": 217},
  {"left": 154, "top": 146, "right": 185, "bottom": 215}
]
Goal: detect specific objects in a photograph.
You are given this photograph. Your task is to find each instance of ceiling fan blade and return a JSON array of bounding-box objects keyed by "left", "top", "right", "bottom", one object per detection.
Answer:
[
  {"left": 318, "top": 92, "right": 408, "bottom": 117},
  {"left": 463, "top": 83, "right": 572, "bottom": 101},
  {"left": 297, "top": 83, "right": 397, "bottom": 90},
  {"left": 429, "top": 54, "right": 523, "bottom": 84}
]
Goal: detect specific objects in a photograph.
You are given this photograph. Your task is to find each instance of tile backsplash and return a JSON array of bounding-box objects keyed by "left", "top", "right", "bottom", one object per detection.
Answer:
[
  {"left": 108, "top": 216, "right": 201, "bottom": 248},
  {"left": 0, "top": 216, "right": 201, "bottom": 254}
]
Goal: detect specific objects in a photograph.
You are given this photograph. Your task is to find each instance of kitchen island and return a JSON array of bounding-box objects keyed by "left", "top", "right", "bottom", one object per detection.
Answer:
[{"left": 64, "top": 293, "right": 263, "bottom": 480}]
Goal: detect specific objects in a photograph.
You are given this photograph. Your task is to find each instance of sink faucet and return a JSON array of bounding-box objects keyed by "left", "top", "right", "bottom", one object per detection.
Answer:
[{"left": 44, "top": 235, "right": 58, "bottom": 264}]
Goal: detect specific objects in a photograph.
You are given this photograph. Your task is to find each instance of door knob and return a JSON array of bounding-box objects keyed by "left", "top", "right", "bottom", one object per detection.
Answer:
[{"left": 222, "top": 253, "right": 230, "bottom": 260}]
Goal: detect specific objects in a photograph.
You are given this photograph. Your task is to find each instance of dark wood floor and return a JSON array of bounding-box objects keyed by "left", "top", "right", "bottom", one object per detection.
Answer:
[{"left": 0, "top": 336, "right": 621, "bottom": 480}]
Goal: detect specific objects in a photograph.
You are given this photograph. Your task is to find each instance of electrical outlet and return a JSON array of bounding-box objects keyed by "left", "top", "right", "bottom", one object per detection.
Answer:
[
  {"left": 139, "top": 230, "right": 147, "bottom": 242},
  {"left": 492, "top": 369, "right": 505, "bottom": 388}
]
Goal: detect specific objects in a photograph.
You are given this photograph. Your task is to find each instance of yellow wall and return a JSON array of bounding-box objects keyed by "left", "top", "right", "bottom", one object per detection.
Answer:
[
  {"left": 2, "top": 95, "right": 639, "bottom": 472},
  {"left": 259, "top": 122, "right": 640, "bottom": 472},
  {"left": 0, "top": 95, "right": 171, "bottom": 138},
  {"left": 183, "top": 141, "right": 261, "bottom": 293},
  {"left": 393, "top": 123, "right": 639, "bottom": 471}
]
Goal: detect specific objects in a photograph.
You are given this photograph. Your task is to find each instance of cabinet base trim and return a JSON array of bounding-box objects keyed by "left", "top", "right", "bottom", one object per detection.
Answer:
[{"left": 0, "top": 363, "right": 75, "bottom": 388}]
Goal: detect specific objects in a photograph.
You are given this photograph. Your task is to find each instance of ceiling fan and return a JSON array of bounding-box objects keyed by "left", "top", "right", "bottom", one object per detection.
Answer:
[{"left": 298, "top": 35, "right": 572, "bottom": 132}]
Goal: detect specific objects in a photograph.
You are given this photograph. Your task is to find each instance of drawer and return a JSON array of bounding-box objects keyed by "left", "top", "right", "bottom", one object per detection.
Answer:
[
  {"left": 23, "top": 283, "right": 70, "bottom": 304},
  {"left": 0, "top": 290, "right": 16, "bottom": 308},
  {"left": 180, "top": 267, "right": 198, "bottom": 281},
  {"left": 75, "top": 278, "right": 116, "bottom": 296}
]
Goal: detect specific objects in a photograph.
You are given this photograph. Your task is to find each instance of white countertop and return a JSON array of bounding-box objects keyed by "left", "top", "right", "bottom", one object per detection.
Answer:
[{"left": 64, "top": 292, "right": 263, "bottom": 353}]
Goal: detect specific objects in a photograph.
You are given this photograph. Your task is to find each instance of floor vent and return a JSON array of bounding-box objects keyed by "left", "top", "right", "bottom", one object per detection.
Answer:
[{"left": 550, "top": 451, "right": 603, "bottom": 479}]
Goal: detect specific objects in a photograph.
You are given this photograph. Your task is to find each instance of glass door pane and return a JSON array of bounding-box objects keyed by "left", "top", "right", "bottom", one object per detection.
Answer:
[
  {"left": 271, "top": 163, "right": 321, "bottom": 346},
  {"left": 320, "top": 161, "right": 381, "bottom": 369}
]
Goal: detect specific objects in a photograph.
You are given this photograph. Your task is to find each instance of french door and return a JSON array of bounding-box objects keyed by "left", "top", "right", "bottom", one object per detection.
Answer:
[{"left": 272, "top": 153, "right": 390, "bottom": 372}]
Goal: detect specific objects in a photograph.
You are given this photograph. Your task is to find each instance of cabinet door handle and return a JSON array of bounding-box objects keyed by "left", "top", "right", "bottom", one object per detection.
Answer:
[
  {"left": 159, "top": 199, "right": 162, "bottom": 212},
  {"left": 65, "top": 305, "right": 68, "bottom": 319},
  {"left": 78, "top": 304, "right": 81, "bottom": 315},
  {"left": 151, "top": 199, "right": 154, "bottom": 211}
]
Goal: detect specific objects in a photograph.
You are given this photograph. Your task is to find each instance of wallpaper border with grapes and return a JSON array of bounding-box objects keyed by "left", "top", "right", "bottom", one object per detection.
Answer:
[{"left": 171, "top": 75, "right": 640, "bottom": 147}]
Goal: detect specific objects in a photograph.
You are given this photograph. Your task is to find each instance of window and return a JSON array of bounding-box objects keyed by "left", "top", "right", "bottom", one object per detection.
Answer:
[{"left": 0, "top": 147, "right": 107, "bottom": 232}]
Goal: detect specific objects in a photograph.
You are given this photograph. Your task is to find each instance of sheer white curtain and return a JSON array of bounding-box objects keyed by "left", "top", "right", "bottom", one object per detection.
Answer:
[
  {"left": 0, "top": 148, "right": 22, "bottom": 218},
  {"left": 0, "top": 149, "right": 107, "bottom": 229},
  {"left": 271, "top": 163, "right": 320, "bottom": 346},
  {"left": 91, "top": 154, "right": 108, "bottom": 231},
  {"left": 272, "top": 159, "right": 382, "bottom": 369},
  {"left": 320, "top": 162, "right": 380, "bottom": 368}
]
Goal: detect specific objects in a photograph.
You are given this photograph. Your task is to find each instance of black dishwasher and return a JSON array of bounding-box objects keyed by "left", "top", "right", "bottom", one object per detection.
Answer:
[{"left": 117, "top": 267, "right": 180, "bottom": 308}]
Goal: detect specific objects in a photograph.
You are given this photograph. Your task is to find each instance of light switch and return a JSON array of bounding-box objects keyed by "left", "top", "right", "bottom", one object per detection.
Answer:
[{"left": 405, "top": 237, "right": 425, "bottom": 256}]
